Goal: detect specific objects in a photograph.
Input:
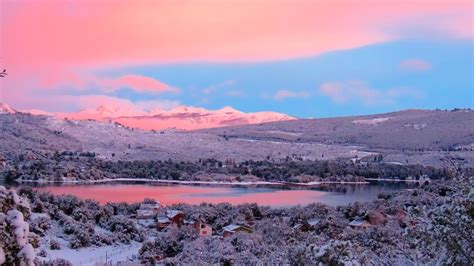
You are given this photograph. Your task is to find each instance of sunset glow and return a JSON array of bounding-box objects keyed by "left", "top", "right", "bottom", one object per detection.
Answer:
[{"left": 1, "top": 0, "right": 472, "bottom": 117}]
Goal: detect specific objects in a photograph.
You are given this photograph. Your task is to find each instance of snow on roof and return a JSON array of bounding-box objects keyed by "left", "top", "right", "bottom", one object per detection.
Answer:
[
  {"left": 157, "top": 216, "right": 171, "bottom": 223},
  {"left": 223, "top": 224, "right": 241, "bottom": 232},
  {"left": 349, "top": 220, "right": 369, "bottom": 227},
  {"left": 293, "top": 223, "right": 303, "bottom": 230},
  {"left": 166, "top": 210, "right": 183, "bottom": 219},
  {"left": 137, "top": 209, "right": 154, "bottom": 217},
  {"left": 140, "top": 203, "right": 160, "bottom": 209}
]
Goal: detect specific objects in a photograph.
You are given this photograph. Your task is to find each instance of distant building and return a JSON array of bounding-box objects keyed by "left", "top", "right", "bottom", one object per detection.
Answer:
[
  {"left": 194, "top": 221, "right": 213, "bottom": 237},
  {"left": 293, "top": 218, "right": 320, "bottom": 231},
  {"left": 136, "top": 209, "right": 155, "bottom": 219},
  {"left": 349, "top": 219, "right": 371, "bottom": 229},
  {"left": 136, "top": 202, "right": 160, "bottom": 219},
  {"left": 166, "top": 210, "right": 184, "bottom": 226},
  {"left": 223, "top": 224, "right": 253, "bottom": 237},
  {"left": 368, "top": 211, "right": 388, "bottom": 226},
  {"left": 157, "top": 216, "right": 171, "bottom": 230},
  {"left": 140, "top": 203, "right": 161, "bottom": 212},
  {"left": 137, "top": 218, "right": 156, "bottom": 228}
]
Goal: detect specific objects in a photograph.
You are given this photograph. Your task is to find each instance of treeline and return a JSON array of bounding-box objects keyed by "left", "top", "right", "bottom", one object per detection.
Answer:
[
  {"left": 4, "top": 150, "right": 472, "bottom": 183},
  {"left": 97, "top": 158, "right": 462, "bottom": 181}
]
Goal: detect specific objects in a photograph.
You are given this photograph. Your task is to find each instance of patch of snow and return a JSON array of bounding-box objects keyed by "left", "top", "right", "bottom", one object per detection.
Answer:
[
  {"left": 41, "top": 242, "right": 142, "bottom": 266},
  {"left": 404, "top": 123, "right": 427, "bottom": 130},
  {"left": 352, "top": 117, "right": 391, "bottom": 125}
]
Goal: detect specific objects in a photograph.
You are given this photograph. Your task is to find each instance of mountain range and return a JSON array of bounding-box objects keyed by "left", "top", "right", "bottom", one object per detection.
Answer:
[
  {"left": 0, "top": 102, "right": 295, "bottom": 130},
  {"left": 1, "top": 101, "right": 473, "bottom": 167}
]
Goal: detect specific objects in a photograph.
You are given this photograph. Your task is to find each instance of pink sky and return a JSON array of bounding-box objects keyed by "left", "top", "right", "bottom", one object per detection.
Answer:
[
  {"left": 3, "top": 0, "right": 471, "bottom": 69},
  {"left": 0, "top": 0, "right": 472, "bottom": 113}
]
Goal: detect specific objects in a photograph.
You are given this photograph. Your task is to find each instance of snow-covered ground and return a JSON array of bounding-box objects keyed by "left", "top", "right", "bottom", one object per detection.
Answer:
[
  {"left": 352, "top": 117, "right": 391, "bottom": 125},
  {"left": 33, "top": 212, "right": 144, "bottom": 265},
  {"left": 42, "top": 242, "right": 142, "bottom": 265}
]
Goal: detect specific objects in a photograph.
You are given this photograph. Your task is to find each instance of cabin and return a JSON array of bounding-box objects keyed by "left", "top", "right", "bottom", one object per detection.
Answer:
[
  {"left": 222, "top": 224, "right": 253, "bottom": 237},
  {"left": 293, "top": 218, "right": 320, "bottom": 231},
  {"left": 166, "top": 210, "right": 184, "bottom": 226},
  {"left": 157, "top": 216, "right": 171, "bottom": 230},
  {"left": 140, "top": 203, "right": 161, "bottom": 212},
  {"left": 136, "top": 209, "right": 155, "bottom": 219},
  {"left": 136, "top": 202, "right": 161, "bottom": 219},
  {"left": 194, "top": 221, "right": 213, "bottom": 237},
  {"left": 349, "top": 219, "right": 371, "bottom": 229},
  {"left": 137, "top": 218, "right": 156, "bottom": 228},
  {"left": 368, "top": 211, "right": 388, "bottom": 225}
]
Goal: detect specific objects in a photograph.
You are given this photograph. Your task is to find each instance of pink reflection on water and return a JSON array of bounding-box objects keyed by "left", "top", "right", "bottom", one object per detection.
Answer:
[{"left": 34, "top": 184, "right": 328, "bottom": 206}]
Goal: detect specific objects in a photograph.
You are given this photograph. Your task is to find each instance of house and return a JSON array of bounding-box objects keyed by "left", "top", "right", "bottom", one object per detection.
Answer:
[
  {"left": 167, "top": 210, "right": 184, "bottom": 225},
  {"left": 137, "top": 218, "right": 155, "bottom": 228},
  {"left": 368, "top": 211, "right": 388, "bottom": 225},
  {"left": 349, "top": 219, "right": 371, "bottom": 229},
  {"left": 293, "top": 218, "right": 320, "bottom": 231},
  {"left": 136, "top": 209, "right": 155, "bottom": 219},
  {"left": 223, "top": 224, "right": 253, "bottom": 237},
  {"left": 157, "top": 216, "right": 171, "bottom": 230},
  {"left": 136, "top": 202, "right": 161, "bottom": 219},
  {"left": 140, "top": 203, "right": 161, "bottom": 212},
  {"left": 194, "top": 221, "right": 213, "bottom": 237}
]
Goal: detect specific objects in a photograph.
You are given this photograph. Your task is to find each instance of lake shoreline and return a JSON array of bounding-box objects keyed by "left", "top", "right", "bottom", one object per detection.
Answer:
[
  {"left": 15, "top": 177, "right": 373, "bottom": 187},
  {"left": 13, "top": 177, "right": 430, "bottom": 188}
]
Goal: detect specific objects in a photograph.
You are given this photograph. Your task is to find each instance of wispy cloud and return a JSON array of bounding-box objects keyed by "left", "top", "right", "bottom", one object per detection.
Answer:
[
  {"left": 399, "top": 59, "right": 432, "bottom": 72},
  {"left": 227, "top": 90, "right": 246, "bottom": 97},
  {"left": 318, "top": 81, "right": 424, "bottom": 105},
  {"left": 202, "top": 80, "right": 236, "bottom": 95},
  {"left": 42, "top": 72, "right": 178, "bottom": 94},
  {"left": 69, "top": 95, "right": 181, "bottom": 113},
  {"left": 274, "top": 90, "right": 310, "bottom": 101}
]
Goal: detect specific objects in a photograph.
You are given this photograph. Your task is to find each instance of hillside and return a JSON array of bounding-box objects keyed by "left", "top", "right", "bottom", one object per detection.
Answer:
[
  {"left": 201, "top": 109, "right": 474, "bottom": 151},
  {"left": 0, "top": 112, "right": 368, "bottom": 163},
  {"left": 1, "top": 108, "right": 473, "bottom": 167}
]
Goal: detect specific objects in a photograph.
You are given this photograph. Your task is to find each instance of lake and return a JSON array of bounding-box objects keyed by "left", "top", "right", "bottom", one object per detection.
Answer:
[{"left": 28, "top": 181, "right": 414, "bottom": 207}]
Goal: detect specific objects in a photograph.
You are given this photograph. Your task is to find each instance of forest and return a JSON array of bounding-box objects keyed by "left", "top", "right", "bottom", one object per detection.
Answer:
[{"left": 3, "top": 151, "right": 468, "bottom": 184}]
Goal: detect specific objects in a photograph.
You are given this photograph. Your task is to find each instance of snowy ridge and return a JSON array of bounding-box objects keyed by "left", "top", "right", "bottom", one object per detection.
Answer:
[
  {"left": 53, "top": 104, "right": 295, "bottom": 130},
  {"left": 0, "top": 103, "right": 17, "bottom": 114}
]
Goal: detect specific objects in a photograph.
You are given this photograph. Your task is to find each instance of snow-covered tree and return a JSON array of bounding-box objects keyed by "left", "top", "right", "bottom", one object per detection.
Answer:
[{"left": 0, "top": 186, "right": 36, "bottom": 265}]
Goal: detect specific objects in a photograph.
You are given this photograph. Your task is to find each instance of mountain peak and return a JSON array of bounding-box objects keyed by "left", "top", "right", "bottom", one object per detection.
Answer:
[
  {"left": 0, "top": 102, "right": 17, "bottom": 114},
  {"left": 168, "top": 106, "right": 208, "bottom": 114},
  {"left": 217, "top": 106, "right": 242, "bottom": 114},
  {"left": 18, "top": 103, "right": 295, "bottom": 130}
]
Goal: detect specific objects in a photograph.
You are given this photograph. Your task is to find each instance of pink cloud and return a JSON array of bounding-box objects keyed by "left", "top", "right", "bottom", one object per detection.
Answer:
[
  {"left": 41, "top": 73, "right": 177, "bottom": 94},
  {"left": 274, "top": 90, "right": 310, "bottom": 101},
  {"left": 400, "top": 59, "right": 432, "bottom": 71},
  {"left": 318, "top": 81, "right": 423, "bottom": 105},
  {"left": 3, "top": 0, "right": 471, "bottom": 71},
  {"left": 99, "top": 75, "right": 177, "bottom": 93},
  {"left": 202, "top": 80, "right": 236, "bottom": 95}
]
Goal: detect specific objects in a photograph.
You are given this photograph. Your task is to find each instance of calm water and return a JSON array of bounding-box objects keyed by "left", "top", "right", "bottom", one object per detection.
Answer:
[{"left": 28, "top": 182, "right": 413, "bottom": 207}]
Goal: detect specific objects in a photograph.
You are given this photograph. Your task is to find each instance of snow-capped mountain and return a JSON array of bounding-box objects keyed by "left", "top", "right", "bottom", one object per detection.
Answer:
[
  {"left": 53, "top": 105, "right": 295, "bottom": 130},
  {"left": 1, "top": 102, "right": 294, "bottom": 130},
  {"left": 0, "top": 103, "right": 17, "bottom": 114}
]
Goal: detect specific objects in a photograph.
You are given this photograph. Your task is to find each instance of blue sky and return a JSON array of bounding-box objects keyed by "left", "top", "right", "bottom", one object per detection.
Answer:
[{"left": 98, "top": 39, "right": 473, "bottom": 118}]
